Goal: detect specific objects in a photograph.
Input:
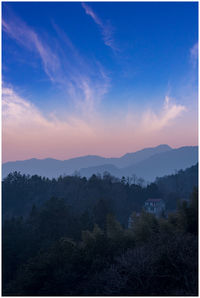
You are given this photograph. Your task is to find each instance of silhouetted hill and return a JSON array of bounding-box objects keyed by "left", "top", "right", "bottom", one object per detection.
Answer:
[
  {"left": 156, "top": 163, "right": 198, "bottom": 210},
  {"left": 79, "top": 146, "right": 197, "bottom": 181},
  {"left": 2, "top": 144, "right": 172, "bottom": 178},
  {"left": 105, "top": 144, "right": 172, "bottom": 168},
  {"left": 123, "top": 146, "right": 198, "bottom": 181},
  {"left": 2, "top": 145, "right": 197, "bottom": 181}
]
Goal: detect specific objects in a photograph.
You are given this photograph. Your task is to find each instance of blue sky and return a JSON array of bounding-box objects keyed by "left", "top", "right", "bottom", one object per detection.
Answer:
[{"left": 2, "top": 2, "right": 198, "bottom": 162}]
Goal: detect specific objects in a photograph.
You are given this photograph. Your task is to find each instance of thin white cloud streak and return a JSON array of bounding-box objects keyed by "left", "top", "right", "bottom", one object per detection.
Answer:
[
  {"left": 141, "top": 96, "right": 186, "bottom": 132},
  {"left": 2, "top": 86, "right": 97, "bottom": 161},
  {"left": 3, "top": 86, "right": 189, "bottom": 162},
  {"left": 81, "top": 3, "right": 117, "bottom": 52},
  {"left": 3, "top": 87, "right": 45, "bottom": 127},
  {"left": 2, "top": 86, "right": 95, "bottom": 134},
  {"left": 190, "top": 42, "right": 198, "bottom": 67},
  {"left": 2, "top": 9, "right": 193, "bottom": 162},
  {"left": 2, "top": 10, "right": 110, "bottom": 116},
  {"left": 2, "top": 17, "right": 60, "bottom": 83}
]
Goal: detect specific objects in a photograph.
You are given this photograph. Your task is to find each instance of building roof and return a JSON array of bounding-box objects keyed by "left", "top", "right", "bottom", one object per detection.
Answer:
[{"left": 146, "top": 198, "right": 162, "bottom": 202}]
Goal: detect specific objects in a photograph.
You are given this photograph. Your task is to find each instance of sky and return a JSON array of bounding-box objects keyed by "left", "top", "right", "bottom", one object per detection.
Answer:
[{"left": 2, "top": 2, "right": 198, "bottom": 162}]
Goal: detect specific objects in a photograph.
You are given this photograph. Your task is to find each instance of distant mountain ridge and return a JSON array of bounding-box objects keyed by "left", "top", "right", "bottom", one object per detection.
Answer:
[
  {"left": 2, "top": 145, "right": 198, "bottom": 182},
  {"left": 122, "top": 146, "right": 198, "bottom": 181}
]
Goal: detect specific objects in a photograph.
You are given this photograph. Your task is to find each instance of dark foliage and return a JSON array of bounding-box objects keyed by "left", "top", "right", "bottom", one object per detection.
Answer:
[
  {"left": 3, "top": 164, "right": 197, "bottom": 221},
  {"left": 156, "top": 164, "right": 198, "bottom": 210},
  {"left": 2, "top": 167, "right": 198, "bottom": 296}
]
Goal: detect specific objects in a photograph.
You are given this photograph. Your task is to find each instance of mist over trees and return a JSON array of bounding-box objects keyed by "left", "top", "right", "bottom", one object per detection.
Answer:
[{"left": 3, "top": 164, "right": 197, "bottom": 221}]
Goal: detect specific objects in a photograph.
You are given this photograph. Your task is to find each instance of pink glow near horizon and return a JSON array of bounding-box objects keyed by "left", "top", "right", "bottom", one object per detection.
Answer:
[{"left": 2, "top": 86, "right": 198, "bottom": 163}]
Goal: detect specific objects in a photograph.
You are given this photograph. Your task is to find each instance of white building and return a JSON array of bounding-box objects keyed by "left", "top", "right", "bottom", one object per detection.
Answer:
[{"left": 144, "top": 198, "right": 165, "bottom": 217}]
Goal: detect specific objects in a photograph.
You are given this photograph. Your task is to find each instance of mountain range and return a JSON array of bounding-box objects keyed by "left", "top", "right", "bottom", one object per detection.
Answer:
[{"left": 2, "top": 144, "right": 198, "bottom": 182}]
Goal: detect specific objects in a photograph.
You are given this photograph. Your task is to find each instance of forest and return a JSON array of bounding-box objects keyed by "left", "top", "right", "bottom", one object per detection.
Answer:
[{"left": 2, "top": 164, "right": 198, "bottom": 295}]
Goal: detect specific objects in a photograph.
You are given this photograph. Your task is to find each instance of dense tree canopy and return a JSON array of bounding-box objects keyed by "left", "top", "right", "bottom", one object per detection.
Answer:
[
  {"left": 3, "top": 164, "right": 197, "bottom": 222},
  {"left": 2, "top": 165, "right": 198, "bottom": 295}
]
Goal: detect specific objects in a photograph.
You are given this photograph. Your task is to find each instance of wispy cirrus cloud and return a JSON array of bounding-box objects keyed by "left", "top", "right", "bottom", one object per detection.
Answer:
[
  {"left": 2, "top": 85, "right": 98, "bottom": 161},
  {"left": 190, "top": 42, "right": 198, "bottom": 67},
  {"left": 2, "top": 84, "right": 189, "bottom": 162},
  {"left": 2, "top": 6, "right": 192, "bottom": 162},
  {"left": 2, "top": 8, "right": 110, "bottom": 115},
  {"left": 2, "top": 15, "right": 60, "bottom": 83},
  {"left": 141, "top": 96, "right": 186, "bottom": 132},
  {"left": 82, "top": 3, "right": 117, "bottom": 52}
]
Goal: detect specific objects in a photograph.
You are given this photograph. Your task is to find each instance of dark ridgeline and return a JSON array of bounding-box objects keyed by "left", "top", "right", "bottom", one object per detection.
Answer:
[{"left": 2, "top": 164, "right": 198, "bottom": 296}]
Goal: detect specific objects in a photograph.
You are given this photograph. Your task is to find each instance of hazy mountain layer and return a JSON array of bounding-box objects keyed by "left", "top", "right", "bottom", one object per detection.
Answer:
[
  {"left": 2, "top": 144, "right": 171, "bottom": 178},
  {"left": 123, "top": 146, "right": 198, "bottom": 181},
  {"left": 2, "top": 145, "right": 198, "bottom": 181}
]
